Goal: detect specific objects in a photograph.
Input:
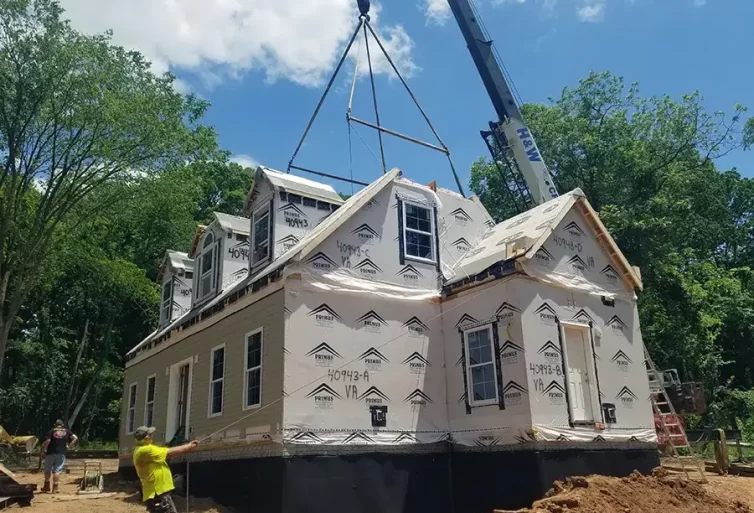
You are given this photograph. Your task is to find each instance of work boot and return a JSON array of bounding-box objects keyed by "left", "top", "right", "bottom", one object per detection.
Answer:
[
  {"left": 41, "top": 482, "right": 50, "bottom": 493},
  {"left": 52, "top": 484, "right": 59, "bottom": 494}
]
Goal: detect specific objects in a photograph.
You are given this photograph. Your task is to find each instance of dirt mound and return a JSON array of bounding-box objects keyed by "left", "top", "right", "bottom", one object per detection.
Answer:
[{"left": 498, "top": 469, "right": 750, "bottom": 513}]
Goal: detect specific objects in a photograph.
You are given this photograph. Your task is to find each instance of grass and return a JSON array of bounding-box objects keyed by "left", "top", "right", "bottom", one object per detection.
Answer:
[{"left": 73, "top": 440, "right": 119, "bottom": 452}]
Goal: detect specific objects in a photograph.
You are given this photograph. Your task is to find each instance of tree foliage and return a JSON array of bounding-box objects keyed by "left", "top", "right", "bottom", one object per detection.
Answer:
[
  {"left": 0, "top": 0, "right": 219, "bottom": 375},
  {"left": 472, "top": 72, "right": 754, "bottom": 427},
  {"left": 0, "top": 160, "right": 249, "bottom": 440}
]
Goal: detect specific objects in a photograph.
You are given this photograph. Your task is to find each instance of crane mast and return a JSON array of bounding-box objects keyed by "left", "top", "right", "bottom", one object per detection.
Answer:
[{"left": 446, "top": 0, "right": 559, "bottom": 209}]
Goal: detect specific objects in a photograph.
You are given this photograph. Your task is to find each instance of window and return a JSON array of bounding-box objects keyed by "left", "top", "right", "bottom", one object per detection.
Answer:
[
  {"left": 279, "top": 191, "right": 288, "bottom": 202},
  {"left": 303, "top": 197, "right": 317, "bottom": 208},
  {"left": 160, "top": 280, "right": 172, "bottom": 325},
  {"left": 244, "top": 329, "right": 263, "bottom": 409},
  {"left": 144, "top": 376, "right": 156, "bottom": 427},
  {"left": 126, "top": 383, "right": 137, "bottom": 434},
  {"left": 252, "top": 206, "right": 271, "bottom": 266},
  {"left": 464, "top": 326, "right": 498, "bottom": 406},
  {"left": 209, "top": 345, "right": 225, "bottom": 417},
  {"left": 317, "top": 201, "right": 331, "bottom": 211},
  {"left": 288, "top": 193, "right": 301, "bottom": 204},
  {"left": 197, "top": 232, "right": 216, "bottom": 300},
  {"left": 185, "top": 271, "right": 193, "bottom": 279},
  {"left": 403, "top": 203, "right": 435, "bottom": 262}
]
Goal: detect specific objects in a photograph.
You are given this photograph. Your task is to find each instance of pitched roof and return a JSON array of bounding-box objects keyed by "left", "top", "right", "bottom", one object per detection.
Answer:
[
  {"left": 213, "top": 212, "right": 250, "bottom": 235},
  {"left": 157, "top": 251, "right": 193, "bottom": 281},
  {"left": 245, "top": 167, "right": 345, "bottom": 213},
  {"left": 447, "top": 189, "right": 642, "bottom": 291}
]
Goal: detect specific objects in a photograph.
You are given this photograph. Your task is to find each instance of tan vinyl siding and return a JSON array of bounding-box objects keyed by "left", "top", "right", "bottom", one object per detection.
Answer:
[{"left": 119, "top": 289, "right": 284, "bottom": 454}]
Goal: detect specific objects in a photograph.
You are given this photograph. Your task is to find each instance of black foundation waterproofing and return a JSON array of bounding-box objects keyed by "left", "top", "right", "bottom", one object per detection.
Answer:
[{"left": 120, "top": 446, "right": 659, "bottom": 513}]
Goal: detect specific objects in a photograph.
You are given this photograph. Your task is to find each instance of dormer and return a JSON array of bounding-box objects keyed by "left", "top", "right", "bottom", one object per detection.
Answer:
[
  {"left": 189, "top": 212, "right": 250, "bottom": 307},
  {"left": 156, "top": 251, "right": 194, "bottom": 327},
  {"left": 244, "top": 166, "right": 344, "bottom": 275}
]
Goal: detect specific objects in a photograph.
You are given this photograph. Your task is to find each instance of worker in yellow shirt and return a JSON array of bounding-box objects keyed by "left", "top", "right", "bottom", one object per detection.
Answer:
[{"left": 132, "top": 426, "right": 199, "bottom": 513}]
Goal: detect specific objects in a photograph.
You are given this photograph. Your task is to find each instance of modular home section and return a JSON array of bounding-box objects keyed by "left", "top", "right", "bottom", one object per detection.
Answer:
[{"left": 119, "top": 168, "right": 659, "bottom": 513}]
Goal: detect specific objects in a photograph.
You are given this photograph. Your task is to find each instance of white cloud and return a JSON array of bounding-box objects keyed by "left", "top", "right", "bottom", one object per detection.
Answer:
[
  {"left": 422, "top": 0, "right": 526, "bottom": 26},
  {"left": 58, "top": 0, "right": 416, "bottom": 88},
  {"left": 577, "top": 3, "right": 605, "bottom": 22},
  {"left": 231, "top": 154, "right": 260, "bottom": 169},
  {"left": 693, "top": 0, "right": 707, "bottom": 6},
  {"left": 423, "top": 0, "right": 451, "bottom": 25},
  {"left": 349, "top": 3, "right": 419, "bottom": 79}
]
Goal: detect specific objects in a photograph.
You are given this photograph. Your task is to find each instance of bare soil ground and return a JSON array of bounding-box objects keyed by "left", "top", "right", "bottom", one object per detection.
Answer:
[
  {"left": 8, "top": 460, "right": 754, "bottom": 513},
  {"left": 6, "top": 460, "right": 233, "bottom": 513},
  {"left": 497, "top": 468, "right": 752, "bottom": 513}
]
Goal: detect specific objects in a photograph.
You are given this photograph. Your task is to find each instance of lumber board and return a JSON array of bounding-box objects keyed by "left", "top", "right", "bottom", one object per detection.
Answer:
[
  {"left": 54, "top": 492, "right": 117, "bottom": 501},
  {"left": 0, "top": 465, "right": 16, "bottom": 480}
]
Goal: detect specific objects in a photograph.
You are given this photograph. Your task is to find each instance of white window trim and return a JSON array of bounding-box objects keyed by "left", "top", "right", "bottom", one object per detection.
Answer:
[
  {"left": 126, "top": 382, "right": 138, "bottom": 435},
  {"left": 251, "top": 205, "right": 271, "bottom": 268},
  {"left": 208, "top": 343, "right": 226, "bottom": 418},
  {"left": 402, "top": 200, "right": 436, "bottom": 264},
  {"left": 196, "top": 232, "right": 217, "bottom": 303},
  {"left": 463, "top": 324, "right": 499, "bottom": 408},
  {"left": 243, "top": 327, "right": 264, "bottom": 411},
  {"left": 144, "top": 375, "right": 157, "bottom": 428}
]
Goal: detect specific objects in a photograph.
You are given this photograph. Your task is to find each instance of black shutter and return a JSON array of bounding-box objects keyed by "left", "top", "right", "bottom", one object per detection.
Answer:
[
  {"left": 214, "top": 243, "right": 222, "bottom": 293},
  {"left": 268, "top": 198, "right": 275, "bottom": 261},
  {"left": 588, "top": 321, "right": 604, "bottom": 424},
  {"left": 492, "top": 323, "right": 505, "bottom": 410},
  {"left": 459, "top": 331, "right": 471, "bottom": 414},
  {"left": 555, "top": 317, "right": 574, "bottom": 427},
  {"left": 433, "top": 206, "right": 441, "bottom": 272},
  {"left": 397, "top": 198, "right": 405, "bottom": 265}
]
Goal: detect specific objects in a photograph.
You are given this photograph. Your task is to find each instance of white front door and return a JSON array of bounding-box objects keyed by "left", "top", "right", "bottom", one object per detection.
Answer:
[{"left": 564, "top": 326, "right": 594, "bottom": 423}]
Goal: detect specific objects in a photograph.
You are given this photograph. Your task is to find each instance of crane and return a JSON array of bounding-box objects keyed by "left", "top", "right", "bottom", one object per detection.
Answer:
[{"left": 446, "top": 0, "right": 559, "bottom": 211}]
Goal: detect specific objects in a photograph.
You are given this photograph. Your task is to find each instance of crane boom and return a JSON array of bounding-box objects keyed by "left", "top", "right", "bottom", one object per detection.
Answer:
[{"left": 446, "top": 0, "right": 559, "bottom": 207}]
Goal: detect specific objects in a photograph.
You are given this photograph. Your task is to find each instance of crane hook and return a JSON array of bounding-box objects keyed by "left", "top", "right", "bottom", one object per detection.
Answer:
[{"left": 357, "top": 0, "right": 370, "bottom": 19}]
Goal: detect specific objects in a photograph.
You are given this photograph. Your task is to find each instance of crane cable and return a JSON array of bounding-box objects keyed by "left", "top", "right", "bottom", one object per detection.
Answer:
[{"left": 347, "top": 28, "right": 388, "bottom": 184}]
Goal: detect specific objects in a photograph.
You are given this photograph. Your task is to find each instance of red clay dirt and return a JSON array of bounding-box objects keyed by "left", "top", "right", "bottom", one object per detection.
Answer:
[
  {"left": 496, "top": 469, "right": 750, "bottom": 513},
  {"left": 8, "top": 461, "right": 754, "bottom": 513}
]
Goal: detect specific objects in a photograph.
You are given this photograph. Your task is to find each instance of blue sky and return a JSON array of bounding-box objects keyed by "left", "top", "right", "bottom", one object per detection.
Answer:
[{"left": 62, "top": 0, "right": 754, "bottom": 195}]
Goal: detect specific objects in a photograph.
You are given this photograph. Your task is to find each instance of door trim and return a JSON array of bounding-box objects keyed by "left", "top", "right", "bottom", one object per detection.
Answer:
[
  {"left": 165, "top": 356, "right": 193, "bottom": 443},
  {"left": 554, "top": 317, "right": 573, "bottom": 426},
  {"left": 559, "top": 320, "right": 601, "bottom": 426}
]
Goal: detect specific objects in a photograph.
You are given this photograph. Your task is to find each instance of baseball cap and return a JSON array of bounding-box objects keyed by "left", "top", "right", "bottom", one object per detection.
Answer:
[
  {"left": 133, "top": 426, "right": 157, "bottom": 441},
  {"left": 54, "top": 419, "right": 64, "bottom": 427}
]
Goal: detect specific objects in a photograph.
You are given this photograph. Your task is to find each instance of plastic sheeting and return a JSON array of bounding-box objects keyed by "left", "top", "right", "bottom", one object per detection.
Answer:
[
  {"left": 520, "top": 260, "right": 637, "bottom": 302},
  {"left": 295, "top": 263, "right": 441, "bottom": 302}
]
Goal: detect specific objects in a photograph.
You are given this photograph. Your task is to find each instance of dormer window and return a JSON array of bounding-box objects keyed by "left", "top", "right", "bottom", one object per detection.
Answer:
[
  {"left": 197, "top": 232, "right": 216, "bottom": 301},
  {"left": 252, "top": 205, "right": 271, "bottom": 267}
]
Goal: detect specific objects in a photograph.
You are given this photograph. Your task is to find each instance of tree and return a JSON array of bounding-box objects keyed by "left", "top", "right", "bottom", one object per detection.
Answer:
[
  {"left": 0, "top": 157, "right": 255, "bottom": 439},
  {"left": 0, "top": 0, "right": 219, "bottom": 375}
]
